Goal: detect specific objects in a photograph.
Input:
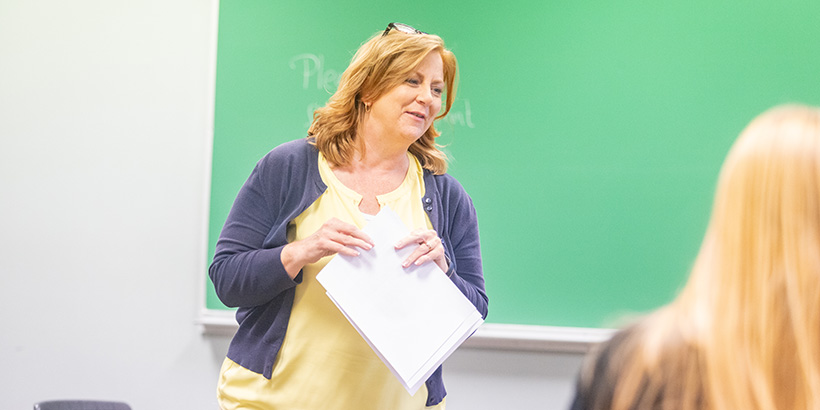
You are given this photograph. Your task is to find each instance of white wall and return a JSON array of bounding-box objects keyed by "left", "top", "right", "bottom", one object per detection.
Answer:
[{"left": 0, "top": 1, "right": 584, "bottom": 409}]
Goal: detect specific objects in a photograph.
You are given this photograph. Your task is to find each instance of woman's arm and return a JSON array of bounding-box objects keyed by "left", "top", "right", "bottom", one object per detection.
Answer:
[
  {"left": 208, "top": 158, "right": 296, "bottom": 308},
  {"left": 431, "top": 174, "right": 489, "bottom": 319},
  {"left": 444, "top": 193, "right": 489, "bottom": 319}
]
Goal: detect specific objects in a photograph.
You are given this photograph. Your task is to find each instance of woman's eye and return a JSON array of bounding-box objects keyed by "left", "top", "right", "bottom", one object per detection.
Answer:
[
  {"left": 405, "top": 78, "right": 420, "bottom": 85},
  {"left": 432, "top": 87, "right": 443, "bottom": 96}
]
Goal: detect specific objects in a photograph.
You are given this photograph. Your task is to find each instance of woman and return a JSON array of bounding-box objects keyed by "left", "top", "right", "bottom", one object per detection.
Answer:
[
  {"left": 570, "top": 104, "right": 820, "bottom": 410},
  {"left": 209, "top": 23, "right": 488, "bottom": 410}
]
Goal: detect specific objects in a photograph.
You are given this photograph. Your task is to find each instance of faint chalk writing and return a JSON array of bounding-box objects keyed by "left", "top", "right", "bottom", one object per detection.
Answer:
[{"left": 288, "top": 53, "right": 341, "bottom": 92}]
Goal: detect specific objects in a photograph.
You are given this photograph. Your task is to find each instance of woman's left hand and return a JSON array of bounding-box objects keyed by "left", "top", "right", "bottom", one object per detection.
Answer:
[{"left": 395, "top": 229, "right": 448, "bottom": 273}]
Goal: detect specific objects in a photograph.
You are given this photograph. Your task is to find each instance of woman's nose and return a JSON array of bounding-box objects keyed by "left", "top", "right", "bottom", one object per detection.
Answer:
[{"left": 416, "top": 88, "right": 432, "bottom": 105}]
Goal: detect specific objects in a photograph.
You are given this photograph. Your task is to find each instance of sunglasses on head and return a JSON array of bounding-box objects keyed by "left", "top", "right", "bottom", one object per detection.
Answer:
[{"left": 382, "top": 22, "right": 427, "bottom": 37}]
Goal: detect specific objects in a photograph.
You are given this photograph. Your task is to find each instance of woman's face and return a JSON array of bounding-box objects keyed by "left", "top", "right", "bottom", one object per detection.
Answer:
[{"left": 365, "top": 51, "right": 444, "bottom": 146}]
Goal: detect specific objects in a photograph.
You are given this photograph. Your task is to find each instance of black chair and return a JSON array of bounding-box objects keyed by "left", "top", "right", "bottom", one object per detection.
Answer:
[{"left": 33, "top": 401, "right": 131, "bottom": 410}]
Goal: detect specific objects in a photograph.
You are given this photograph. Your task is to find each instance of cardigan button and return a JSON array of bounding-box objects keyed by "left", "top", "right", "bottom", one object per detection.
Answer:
[
  {"left": 424, "top": 197, "right": 432, "bottom": 204},
  {"left": 425, "top": 206, "right": 433, "bottom": 212}
]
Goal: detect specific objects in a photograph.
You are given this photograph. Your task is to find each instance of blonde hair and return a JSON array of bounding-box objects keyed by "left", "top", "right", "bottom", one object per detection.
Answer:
[
  {"left": 308, "top": 28, "right": 458, "bottom": 174},
  {"left": 583, "top": 104, "right": 820, "bottom": 410}
]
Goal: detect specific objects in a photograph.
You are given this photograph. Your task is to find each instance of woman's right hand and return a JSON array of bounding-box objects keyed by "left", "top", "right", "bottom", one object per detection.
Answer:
[{"left": 280, "top": 217, "right": 374, "bottom": 279}]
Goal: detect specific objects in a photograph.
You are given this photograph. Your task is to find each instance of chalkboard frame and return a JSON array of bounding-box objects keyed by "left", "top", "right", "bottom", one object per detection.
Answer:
[{"left": 199, "top": 0, "right": 820, "bottom": 348}]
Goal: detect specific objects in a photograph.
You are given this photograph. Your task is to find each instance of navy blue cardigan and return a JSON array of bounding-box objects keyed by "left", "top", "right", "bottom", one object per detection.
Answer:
[{"left": 209, "top": 138, "right": 488, "bottom": 406}]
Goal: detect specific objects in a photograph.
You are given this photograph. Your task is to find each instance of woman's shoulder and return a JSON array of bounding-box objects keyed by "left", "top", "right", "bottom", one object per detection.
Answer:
[
  {"left": 573, "top": 315, "right": 703, "bottom": 410},
  {"left": 251, "top": 138, "right": 320, "bottom": 178},
  {"left": 571, "top": 325, "right": 643, "bottom": 410},
  {"left": 259, "top": 137, "right": 317, "bottom": 163},
  {"left": 248, "top": 138, "right": 321, "bottom": 190},
  {"left": 429, "top": 171, "right": 471, "bottom": 199},
  {"left": 584, "top": 325, "right": 641, "bottom": 379}
]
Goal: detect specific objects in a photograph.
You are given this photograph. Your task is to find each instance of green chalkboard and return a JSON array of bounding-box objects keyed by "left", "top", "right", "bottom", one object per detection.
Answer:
[{"left": 206, "top": 0, "right": 820, "bottom": 328}]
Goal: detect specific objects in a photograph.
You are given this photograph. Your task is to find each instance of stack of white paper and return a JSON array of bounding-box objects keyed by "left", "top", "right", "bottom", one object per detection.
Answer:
[{"left": 316, "top": 206, "right": 484, "bottom": 395}]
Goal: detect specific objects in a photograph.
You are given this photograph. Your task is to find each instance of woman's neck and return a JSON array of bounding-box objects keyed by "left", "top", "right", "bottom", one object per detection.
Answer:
[
  {"left": 352, "top": 130, "right": 412, "bottom": 173},
  {"left": 330, "top": 132, "right": 412, "bottom": 215}
]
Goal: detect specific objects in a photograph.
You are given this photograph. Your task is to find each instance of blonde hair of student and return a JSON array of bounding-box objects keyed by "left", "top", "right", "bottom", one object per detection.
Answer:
[
  {"left": 308, "top": 29, "right": 458, "bottom": 175},
  {"left": 586, "top": 104, "right": 820, "bottom": 410}
]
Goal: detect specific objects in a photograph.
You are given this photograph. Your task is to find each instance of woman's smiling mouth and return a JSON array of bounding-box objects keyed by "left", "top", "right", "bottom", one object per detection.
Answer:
[{"left": 406, "top": 111, "right": 426, "bottom": 120}]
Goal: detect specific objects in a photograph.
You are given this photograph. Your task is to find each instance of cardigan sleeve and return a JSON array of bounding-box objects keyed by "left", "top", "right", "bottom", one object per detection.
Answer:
[
  {"left": 449, "top": 194, "right": 489, "bottom": 319},
  {"left": 208, "top": 153, "right": 300, "bottom": 308},
  {"left": 435, "top": 174, "right": 489, "bottom": 320}
]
